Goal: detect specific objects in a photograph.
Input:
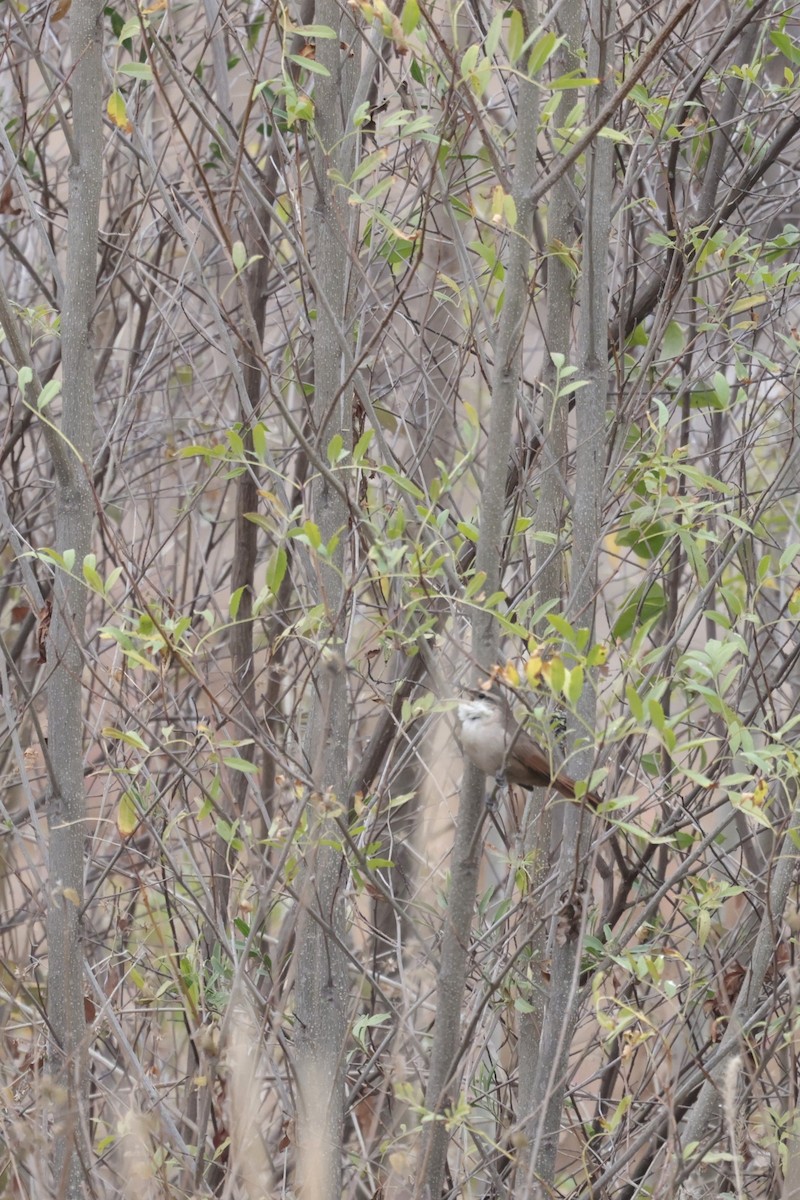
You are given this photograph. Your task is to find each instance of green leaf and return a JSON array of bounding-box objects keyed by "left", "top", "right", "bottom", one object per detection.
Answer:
[
  {"left": 285, "top": 87, "right": 314, "bottom": 126},
  {"left": 287, "top": 53, "right": 331, "bottom": 76},
  {"left": 267, "top": 547, "right": 288, "bottom": 593},
  {"left": 612, "top": 583, "right": 666, "bottom": 641},
  {"left": 223, "top": 756, "right": 259, "bottom": 774},
  {"left": 484, "top": 10, "right": 502, "bottom": 58},
  {"left": 661, "top": 320, "right": 685, "bottom": 360},
  {"left": 770, "top": 30, "right": 800, "bottom": 64},
  {"left": 246, "top": 11, "right": 265, "bottom": 49},
  {"left": 106, "top": 566, "right": 123, "bottom": 593},
  {"left": 216, "top": 817, "right": 245, "bottom": 848},
  {"left": 507, "top": 10, "right": 524, "bottom": 64},
  {"left": 457, "top": 521, "right": 479, "bottom": 543},
  {"left": 178, "top": 442, "right": 219, "bottom": 460},
  {"left": 678, "top": 528, "right": 709, "bottom": 587},
  {"left": 352, "top": 101, "right": 371, "bottom": 128},
  {"left": 379, "top": 465, "right": 424, "bottom": 499},
  {"left": 400, "top": 0, "right": 419, "bottom": 35},
  {"left": 103, "top": 726, "right": 149, "bottom": 751},
  {"left": 648, "top": 697, "right": 665, "bottom": 730},
  {"left": 464, "top": 570, "right": 487, "bottom": 599},
  {"left": 528, "top": 31, "right": 561, "bottom": 76},
  {"left": 353, "top": 428, "right": 374, "bottom": 463},
  {"left": 640, "top": 751, "right": 661, "bottom": 776},
  {"left": 461, "top": 44, "right": 479, "bottom": 77},
  {"left": 37, "top": 379, "right": 61, "bottom": 411},
  {"left": 291, "top": 24, "right": 338, "bottom": 37},
  {"left": 118, "top": 62, "right": 153, "bottom": 80},
  {"left": 226, "top": 428, "right": 244, "bottom": 457},
  {"left": 231, "top": 241, "right": 247, "bottom": 271},
  {"left": 548, "top": 70, "right": 599, "bottom": 90},
  {"left": 690, "top": 386, "right": 726, "bottom": 411},
  {"left": 82, "top": 554, "right": 105, "bottom": 595},
  {"left": 710, "top": 372, "right": 730, "bottom": 407},
  {"left": 327, "top": 432, "right": 345, "bottom": 465},
  {"left": 566, "top": 664, "right": 584, "bottom": 705},
  {"left": 351, "top": 149, "right": 390, "bottom": 185},
  {"left": 779, "top": 543, "right": 800, "bottom": 573},
  {"left": 616, "top": 508, "right": 669, "bottom": 559},
  {"left": 229, "top": 586, "right": 246, "bottom": 620},
  {"left": 288, "top": 519, "right": 321, "bottom": 549},
  {"left": 252, "top": 422, "right": 268, "bottom": 462},
  {"left": 648, "top": 232, "right": 677, "bottom": 250},
  {"left": 117, "top": 17, "right": 142, "bottom": 43},
  {"left": 596, "top": 125, "right": 632, "bottom": 143},
  {"left": 546, "top": 612, "right": 576, "bottom": 641},
  {"left": 548, "top": 656, "right": 565, "bottom": 694}
]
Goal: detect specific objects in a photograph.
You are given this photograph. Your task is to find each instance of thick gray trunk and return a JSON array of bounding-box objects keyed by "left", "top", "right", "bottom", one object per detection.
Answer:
[
  {"left": 46, "top": 3, "right": 104, "bottom": 1197},
  {"left": 293, "top": 3, "right": 358, "bottom": 1197}
]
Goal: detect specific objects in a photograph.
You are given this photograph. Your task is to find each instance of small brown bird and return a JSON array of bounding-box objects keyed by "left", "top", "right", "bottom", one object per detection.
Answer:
[{"left": 457, "top": 689, "right": 601, "bottom": 806}]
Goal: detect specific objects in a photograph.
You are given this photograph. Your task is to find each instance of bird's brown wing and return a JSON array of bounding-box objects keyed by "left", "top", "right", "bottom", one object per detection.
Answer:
[{"left": 552, "top": 771, "right": 602, "bottom": 808}]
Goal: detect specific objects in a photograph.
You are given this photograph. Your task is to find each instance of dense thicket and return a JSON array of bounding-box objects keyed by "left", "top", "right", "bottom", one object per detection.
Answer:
[{"left": 2, "top": 0, "right": 800, "bottom": 1196}]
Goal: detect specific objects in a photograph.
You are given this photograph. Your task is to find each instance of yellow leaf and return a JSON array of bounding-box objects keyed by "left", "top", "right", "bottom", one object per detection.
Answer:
[
  {"left": 730, "top": 293, "right": 766, "bottom": 313},
  {"left": 501, "top": 661, "right": 520, "bottom": 687},
  {"left": 731, "top": 790, "right": 773, "bottom": 829},
  {"left": 107, "top": 89, "right": 133, "bottom": 135},
  {"left": 118, "top": 792, "right": 139, "bottom": 837},
  {"left": 525, "top": 655, "right": 544, "bottom": 687}
]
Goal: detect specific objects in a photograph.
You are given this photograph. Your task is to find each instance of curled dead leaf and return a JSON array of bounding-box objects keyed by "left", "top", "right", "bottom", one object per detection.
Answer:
[{"left": 37, "top": 599, "right": 52, "bottom": 664}]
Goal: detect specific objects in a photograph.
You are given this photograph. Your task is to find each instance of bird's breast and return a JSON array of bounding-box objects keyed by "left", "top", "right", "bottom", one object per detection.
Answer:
[{"left": 459, "top": 718, "right": 511, "bottom": 776}]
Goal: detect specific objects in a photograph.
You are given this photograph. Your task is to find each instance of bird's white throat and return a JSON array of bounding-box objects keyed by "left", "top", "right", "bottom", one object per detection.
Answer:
[{"left": 457, "top": 699, "right": 497, "bottom": 725}]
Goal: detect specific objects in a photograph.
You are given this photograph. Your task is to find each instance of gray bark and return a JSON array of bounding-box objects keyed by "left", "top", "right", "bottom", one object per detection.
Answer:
[
  {"left": 521, "top": 0, "right": 615, "bottom": 1192},
  {"left": 517, "top": 0, "right": 582, "bottom": 1136},
  {"left": 47, "top": 2, "right": 104, "bottom": 1197},
  {"left": 293, "top": 3, "right": 359, "bottom": 1197},
  {"left": 417, "top": 5, "right": 540, "bottom": 1193}
]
